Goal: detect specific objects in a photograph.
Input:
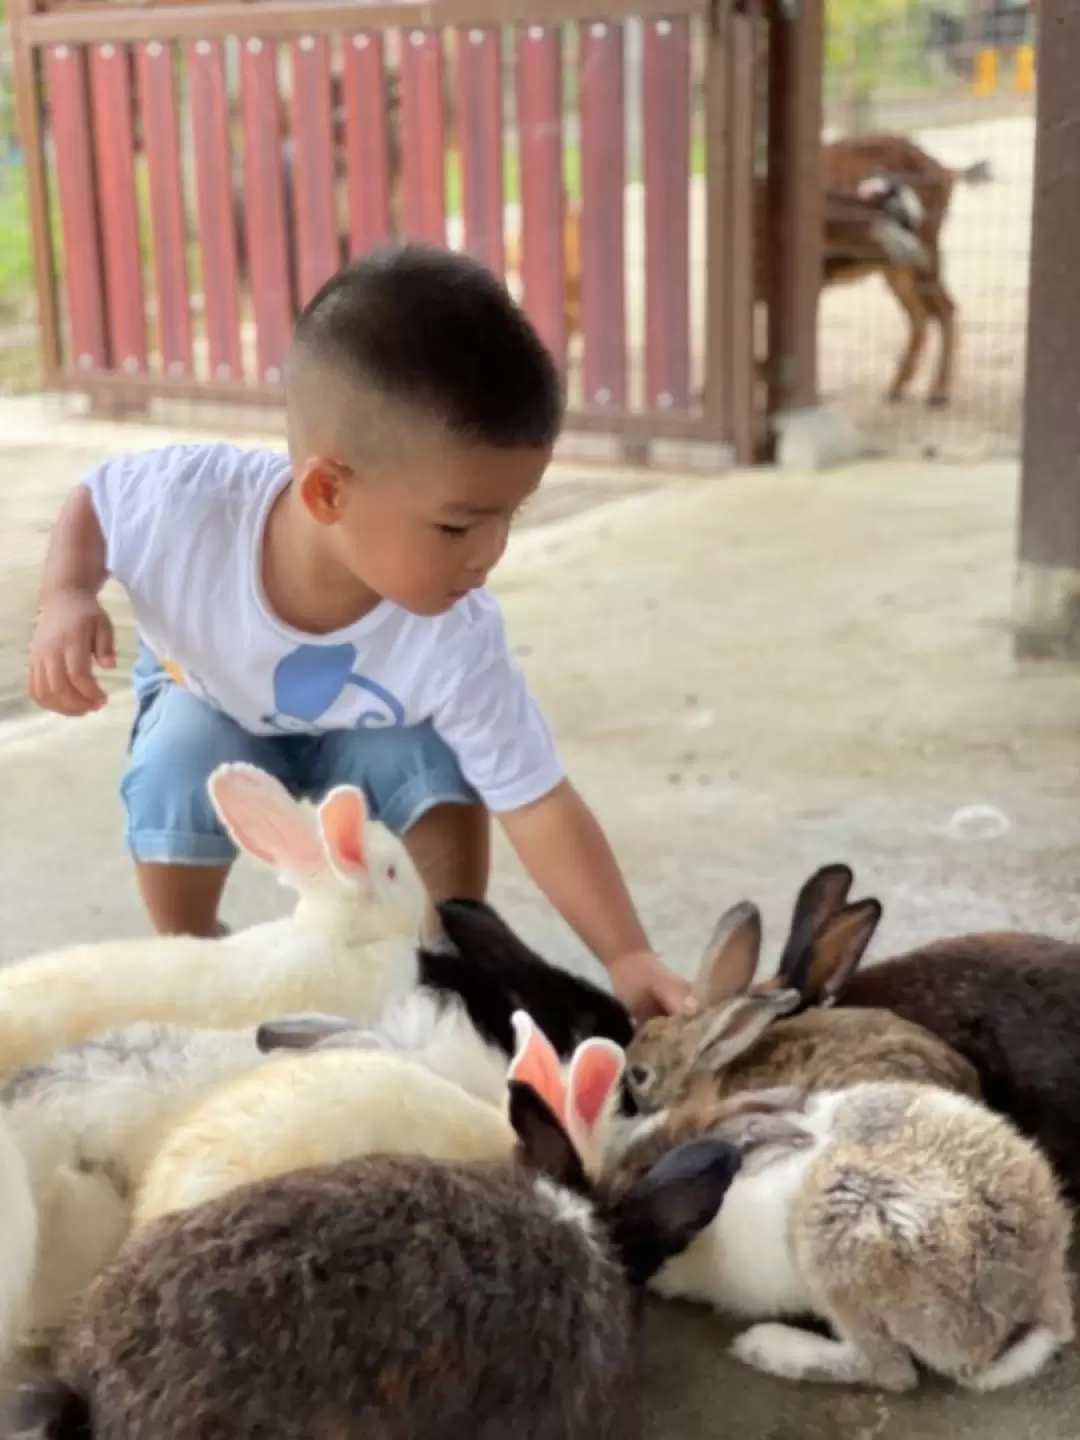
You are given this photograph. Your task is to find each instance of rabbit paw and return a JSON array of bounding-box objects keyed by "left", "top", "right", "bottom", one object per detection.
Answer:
[{"left": 731, "top": 1323, "right": 917, "bottom": 1391}]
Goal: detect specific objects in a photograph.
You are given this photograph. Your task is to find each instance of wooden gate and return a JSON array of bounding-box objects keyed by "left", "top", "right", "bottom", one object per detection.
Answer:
[{"left": 9, "top": 0, "right": 767, "bottom": 463}]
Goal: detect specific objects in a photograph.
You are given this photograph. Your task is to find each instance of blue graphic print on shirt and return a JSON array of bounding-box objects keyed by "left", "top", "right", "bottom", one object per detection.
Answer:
[{"left": 261, "top": 643, "right": 407, "bottom": 733}]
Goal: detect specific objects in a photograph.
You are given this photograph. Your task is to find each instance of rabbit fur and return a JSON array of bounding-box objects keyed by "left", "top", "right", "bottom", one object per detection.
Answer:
[
  {"left": 259, "top": 897, "right": 635, "bottom": 1111},
  {"left": 132, "top": 1041, "right": 514, "bottom": 1226},
  {"left": 624, "top": 879, "right": 978, "bottom": 1115},
  {"left": 762, "top": 861, "right": 1080, "bottom": 1201},
  {"left": 601, "top": 1058, "right": 1074, "bottom": 1393},
  {"left": 0, "top": 764, "right": 425, "bottom": 1081},
  {"left": 0, "top": 1021, "right": 273, "bottom": 1358},
  {"left": 14, "top": 1017, "right": 742, "bottom": 1440},
  {"left": 135, "top": 1004, "right": 634, "bottom": 1227}
]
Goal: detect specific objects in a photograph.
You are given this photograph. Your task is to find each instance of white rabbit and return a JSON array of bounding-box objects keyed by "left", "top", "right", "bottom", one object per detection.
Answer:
[
  {"left": 133, "top": 1010, "right": 623, "bottom": 1227},
  {"left": 0, "top": 1020, "right": 273, "bottom": 1357},
  {"left": 600, "top": 994, "right": 1074, "bottom": 1394},
  {"left": 0, "top": 763, "right": 425, "bottom": 1080}
]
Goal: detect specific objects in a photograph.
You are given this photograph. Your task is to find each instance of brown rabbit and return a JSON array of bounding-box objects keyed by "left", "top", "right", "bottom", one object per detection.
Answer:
[
  {"left": 10, "top": 1016, "right": 741, "bottom": 1440},
  {"left": 757, "top": 862, "right": 1080, "bottom": 1201},
  {"left": 624, "top": 881, "right": 979, "bottom": 1114}
]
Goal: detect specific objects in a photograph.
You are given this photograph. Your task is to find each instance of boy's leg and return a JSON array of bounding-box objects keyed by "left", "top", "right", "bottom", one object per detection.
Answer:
[
  {"left": 122, "top": 681, "right": 292, "bottom": 936},
  {"left": 310, "top": 721, "right": 489, "bottom": 936}
]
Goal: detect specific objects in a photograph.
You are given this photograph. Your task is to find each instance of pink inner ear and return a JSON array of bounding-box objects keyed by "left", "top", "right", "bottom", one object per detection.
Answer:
[
  {"left": 318, "top": 788, "right": 368, "bottom": 877},
  {"left": 569, "top": 1042, "right": 625, "bottom": 1136},
  {"left": 208, "top": 765, "right": 325, "bottom": 876},
  {"left": 508, "top": 1012, "right": 566, "bottom": 1123}
]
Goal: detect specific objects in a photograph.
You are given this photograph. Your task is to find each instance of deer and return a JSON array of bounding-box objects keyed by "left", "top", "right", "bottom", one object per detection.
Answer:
[{"left": 820, "top": 135, "right": 991, "bottom": 407}]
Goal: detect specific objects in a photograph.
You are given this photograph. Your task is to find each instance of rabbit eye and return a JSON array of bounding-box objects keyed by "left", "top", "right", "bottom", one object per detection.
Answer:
[
  {"left": 628, "top": 1063, "right": 655, "bottom": 1092},
  {"left": 386, "top": 863, "right": 398, "bottom": 882}
]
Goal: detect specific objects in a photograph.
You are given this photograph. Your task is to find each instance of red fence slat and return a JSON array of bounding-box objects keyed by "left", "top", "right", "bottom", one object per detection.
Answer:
[
  {"left": 44, "top": 45, "right": 109, "bottom": 371},
  {"left": 643, "top": 17, "right": 691, "bottom": 410},
  {"left": 398, "top": 28, "right": 446, "bottom": 243},
  {"left": 343, "top": 31, "right": 392, "bottom": 255},
  {"left": 188, "top": 38, "right": 243, "bottom": 382},
  {"left": 89, "top": 42, "right": 147, "bottom": 373},
  {"left": 240, "top": 36, "right": 292, "bottom": 382},
  {"left": 458, "top": 26, "right": 504, "bottom": 274},
  {"left": 516, "top": 24, "right": 565, "bottom": 364},
  {"left": 291, "top": 33, "right": 341, "bottom": 305},
  {"left": 136, "top": 41, "right": 192, "bottom": 377},
  {"left": 579, "top": 19, "right": 626, "bottom": 408}
]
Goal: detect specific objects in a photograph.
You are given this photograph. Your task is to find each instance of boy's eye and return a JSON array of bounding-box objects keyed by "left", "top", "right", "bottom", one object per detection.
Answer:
[{"left": 435, "top": 523, "right": 470, "bottom": 538}]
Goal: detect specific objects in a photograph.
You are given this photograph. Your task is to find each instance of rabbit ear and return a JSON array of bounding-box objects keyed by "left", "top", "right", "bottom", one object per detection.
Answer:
[
  {"left": 776, "top": 864, "right": 855, "bottom": 992},
  {"left": 693, "top": 902, "right": 762, "bottom": 1006},
  {"left": 691, "top": 988, "right": 801, "bottom": 1071},
  {"left": 256, "top": 1013, "right": 362, "bottom": 1053},
  {"left": 508, "top": 1011, "right": 566, "bottom": 1124},
  {"left": 800, "top": 898, "right": 883, "bottom": 1005},
  {"left": 607, "top": 1137, "right": 742, "bottom": 1286},
  {"left": 507, "top": 1081, "right": 587, "bottom": 1193},
  {"left": 208, "top": 764, "right": 326, "bottom": 880},
  {"left": 316, "top": 787, "right": 369, "bottom": 884},
  {"left": 566, "top": 1039, "right": 626, "bottom": 1153}
]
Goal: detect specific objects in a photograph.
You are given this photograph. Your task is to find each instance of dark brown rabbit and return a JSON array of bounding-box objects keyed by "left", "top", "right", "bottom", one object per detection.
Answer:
[
  {"left": 625, "top": 878, "right": 978, "bottom": 1115},
  {"left": 760, "top": 862, "right": 1080, "bottom": 1200},
  {"left": 11, "top": 1018, "right": 740, "bottom": 1440}
]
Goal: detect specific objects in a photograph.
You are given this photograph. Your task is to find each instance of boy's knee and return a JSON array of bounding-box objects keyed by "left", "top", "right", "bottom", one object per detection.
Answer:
[{"left": 315, "top": 722, "right": 480, "bottom": 838}]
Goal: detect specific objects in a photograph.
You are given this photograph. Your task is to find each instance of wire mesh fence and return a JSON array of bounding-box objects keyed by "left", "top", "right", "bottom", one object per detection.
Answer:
[{"left": 820, "top": 0, "right": 1037, "bottom": 460}]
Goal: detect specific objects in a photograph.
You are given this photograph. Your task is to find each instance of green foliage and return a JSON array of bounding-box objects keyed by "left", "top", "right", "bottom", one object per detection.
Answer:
[{"left": 826, "top": 0, "right": 924, "bottom": 103}]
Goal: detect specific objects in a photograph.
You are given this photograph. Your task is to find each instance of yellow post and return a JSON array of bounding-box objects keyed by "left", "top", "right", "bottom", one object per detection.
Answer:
[
  {"left": 972, "top": 46, "right": 999, "bottom": 97},
  {"left": 1014, "top": 43, "right": 1036, "bottom": 95}
]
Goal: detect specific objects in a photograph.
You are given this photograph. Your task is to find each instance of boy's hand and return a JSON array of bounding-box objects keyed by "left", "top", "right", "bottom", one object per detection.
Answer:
[
  {"left": 608, "top": 950, "right": 692, "bottom": 1024},
  {"left": 28, "top": 589, "right": 116, "bottom": 716}
]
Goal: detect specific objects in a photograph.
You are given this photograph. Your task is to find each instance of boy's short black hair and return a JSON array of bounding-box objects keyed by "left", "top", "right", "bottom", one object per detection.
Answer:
[{"left": 289, "top": 243, "right": 565, "bottom": 451}]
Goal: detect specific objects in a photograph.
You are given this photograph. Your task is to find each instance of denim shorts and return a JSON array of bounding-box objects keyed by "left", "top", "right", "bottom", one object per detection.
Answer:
[{"left": 122, "top": 649, "right": 480, "bottom": 865}]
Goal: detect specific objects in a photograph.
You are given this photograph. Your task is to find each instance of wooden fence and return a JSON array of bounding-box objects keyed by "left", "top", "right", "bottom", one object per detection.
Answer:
[{"left": 9, "top": 0, "right": 783, "bottom": 463}]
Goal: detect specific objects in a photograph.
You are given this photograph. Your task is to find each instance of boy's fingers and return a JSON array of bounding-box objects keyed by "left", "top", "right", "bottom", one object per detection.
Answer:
[
  {"left": 64, "top": 641, "right": 107, "bottom": 707},
  {"left": 93, "top": 615, "right": 117, "bottom": 669}
]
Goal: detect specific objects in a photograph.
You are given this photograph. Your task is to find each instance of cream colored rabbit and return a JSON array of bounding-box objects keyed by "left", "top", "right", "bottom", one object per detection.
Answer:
[{"left": 133, "top": 1009, "right": 620, "bottom": 1227}]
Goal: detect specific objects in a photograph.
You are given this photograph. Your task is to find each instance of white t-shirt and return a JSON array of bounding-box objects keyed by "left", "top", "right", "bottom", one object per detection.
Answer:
[{"left": 84, "top": 442, "right": 564, "bottom": 813}]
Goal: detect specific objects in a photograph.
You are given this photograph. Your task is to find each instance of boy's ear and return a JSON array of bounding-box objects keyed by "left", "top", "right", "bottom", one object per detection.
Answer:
[
  {"left": 607, "top": 1138, "right": 742, "bottom": 1285},
  {"left": 297, "top": 457, "right": 352, "bottom": 526}
]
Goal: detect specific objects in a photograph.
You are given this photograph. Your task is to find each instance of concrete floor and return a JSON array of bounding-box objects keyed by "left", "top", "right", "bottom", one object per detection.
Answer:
[{"left": 2, "top": 408, "right": 1080, "bottom": 1435}]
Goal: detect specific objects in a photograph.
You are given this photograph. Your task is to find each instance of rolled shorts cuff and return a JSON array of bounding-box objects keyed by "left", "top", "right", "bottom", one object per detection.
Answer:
[
  {"left": 376, "top": 773, "right": 480, "bottom": 837},
  {"left": 124, "top": 827, "right": 238, "bottom": 866}
]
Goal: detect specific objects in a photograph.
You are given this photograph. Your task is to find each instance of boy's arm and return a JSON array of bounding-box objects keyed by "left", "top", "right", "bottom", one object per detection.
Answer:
[
  {"left": 499, "top": 779, "right": 691, "bottom": 1022},
  {"left": 27, "top": 484, "right": 116, "bottom": 715}
]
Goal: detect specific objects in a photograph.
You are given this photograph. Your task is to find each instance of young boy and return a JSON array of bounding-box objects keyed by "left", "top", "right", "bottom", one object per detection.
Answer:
[{"left": 27, "top": 243, "right": 689, "bottom": 1022}]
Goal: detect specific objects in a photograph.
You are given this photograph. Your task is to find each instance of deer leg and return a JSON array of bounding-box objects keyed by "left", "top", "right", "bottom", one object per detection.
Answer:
[
  {"left": 882, "top": 266, "right": 929, "bottom": 403},
  {"left": 919, "top": 270, "right": 957, "bottom": 408}
]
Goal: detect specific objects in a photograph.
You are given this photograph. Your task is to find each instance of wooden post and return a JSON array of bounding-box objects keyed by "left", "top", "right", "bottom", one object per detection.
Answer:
[
  {"left": 1015, "top": 0, "right": 1080, "bottom": 659},
  {"left": 763, "top": 0, "right": 823, "bottom": 425}
]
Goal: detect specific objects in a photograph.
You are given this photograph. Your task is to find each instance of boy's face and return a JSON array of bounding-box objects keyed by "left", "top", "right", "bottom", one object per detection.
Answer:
[{"left": 300, "top": 431, "right": 550, "bottom": 616}]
